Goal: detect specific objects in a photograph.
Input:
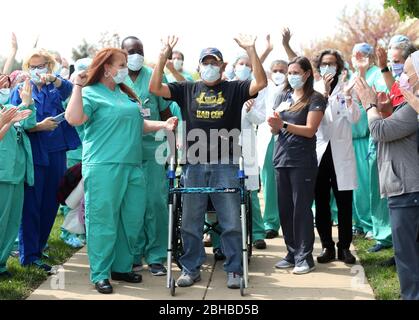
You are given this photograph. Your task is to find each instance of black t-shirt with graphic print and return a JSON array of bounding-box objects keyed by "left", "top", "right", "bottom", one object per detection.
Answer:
[
  {"left": 167, "top": 80, "right": 255, "bottom": 164},
  {"left": 272, "top": 90, "right": 327, "bottom": 168}
]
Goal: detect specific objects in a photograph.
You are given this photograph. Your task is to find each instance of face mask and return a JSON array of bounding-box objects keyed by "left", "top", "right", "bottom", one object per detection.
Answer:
[
  {"left": 320, "top": 65, "right": 337, "bottom": 78},
  {"left": 200, "top": 65, "right": 221, "bottom": 82},
  {"left": 173, "top": 59, "right": 183, "bottom": 71},
  {"left": 224, "top": 64, "right": 235, "bottom": 80},
  {"left": 391, "top": 63, "right": 404, "bottom": 78},
  {"left": 55, "top": 63, "right": 62, "bottom": 75},
  {"left": 0, "top": 88, "right": 10, "bottom": 104},
  {"left": 288, "top": 74, "right": 305, "bottom": 90},
  {"left": 234, "top": 64, "right": 252, "bottom": 81},
  {"left": 127, "top": 54, "right": 144, "bottom": 72},
  {"left": 271, "top": 72, "right": 286, "bottom": 86},
  {"left": 112, "top": 67, "right": 129, "bottom": 84},
  {"left": 60, "top": 67, "right": 70, "bottom": 79},
  {"left": 399, "top": 73, "right": 418, "bottom": 92},
  {"left": 30, "top": 67, "right": 48, "bottom": 83}
]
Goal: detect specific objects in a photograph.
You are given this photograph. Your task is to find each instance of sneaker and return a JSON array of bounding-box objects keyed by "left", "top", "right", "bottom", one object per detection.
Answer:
[
  {"left": 31, "top": 260, "right": 53, "bottom": 275},
  {"left": 367, "top": 243, "right": 391, "bottom": 253},
  {"left": 9, "top": 251, "right": 19, "bottom": 258},
  {"left": 265, "top": 229, "right": 279, "bottom": 239},
  {"left": 132, "top": 263, "right": 143, "bottom": 272},
  {"left": 352, "top": 229, "right": 365, "bottom": 236},
  {"left": 65, "top": 236, "right": 84, "bottom": 248},
  {"left": 149, "top": 264, "right": 167, "bottom": 276},
  {"left": 275, "top": 259, "right": 295, "bottom": 269},
  {"left": 292, "top": 261, "right": 315, "bottom": 274},
  {"left": 176, "top": 271, "right": 201, "bottom": 287},
  {"left": 364, "top": 231, "right": 374, "bottom": 240},
  {"left": 227, "top": 272, "right": 241, "bottom": 289},
  {"left": 253, "top": 239, "right": 267, "bottom": 250},
  {"left": 379, "top": 256, "right": 396, "bottom": 267},
  {"left": 203, "top": 234, "right": 212, "bottom": 247}
]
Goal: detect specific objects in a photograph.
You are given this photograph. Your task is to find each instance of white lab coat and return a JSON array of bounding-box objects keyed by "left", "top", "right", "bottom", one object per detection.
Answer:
[
  {"left": 314, "top": 80, "right": 361, "bottom": 191},
  {"left": 255, "top": 81, "right": 284, "bottom": 168},
  {"left": 240, "top": 91, "right": 266, "bottom": 191}
]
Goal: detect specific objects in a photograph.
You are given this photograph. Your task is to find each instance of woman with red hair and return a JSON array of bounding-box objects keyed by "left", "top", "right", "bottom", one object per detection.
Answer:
[{"left": 66, "top": 48, "right": 177, "bottom": 294}]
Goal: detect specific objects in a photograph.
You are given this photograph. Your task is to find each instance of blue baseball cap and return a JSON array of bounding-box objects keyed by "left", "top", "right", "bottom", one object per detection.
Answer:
[
  {"left": 199, "top": 48, "right": 223, "bottom": 63},
  {"left": 352, "top": 43, "right": 374, "bottom": 56},
  {"left": 389, "top": 34, "right": 409, "bottom": 46}
]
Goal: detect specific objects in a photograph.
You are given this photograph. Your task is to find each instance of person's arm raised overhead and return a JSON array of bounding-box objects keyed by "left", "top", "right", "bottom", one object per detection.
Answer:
[
  {"left": 149, "top": 36, "right": 178, "bottom": 99},
  {"left": 259, "top": 34, "right": 274, "bottom": 65},
  {"left": 234, "top": 34, "right": 267, "bottom": 97},
  {"left": 282, "top": 28, "right": 297, "bottom": 61},
  {"left": 65, "top": 71, "right": 89, "bottom": 126},
  {"left": 2, "top": 33, "right": 18, "bottom": 75}
]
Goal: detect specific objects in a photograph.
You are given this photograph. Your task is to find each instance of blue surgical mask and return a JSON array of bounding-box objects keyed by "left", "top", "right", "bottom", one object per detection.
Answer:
[
  {"left": 112, "top": 68, "right": 129, "bottom": 84},
  {"left": 235, "top": 64, "right": 252, "bottom": 81},
  {"left": 55, "top": 63, "right": 62, "bottom": 75},
  {"left": 288, "top": 74, "right": 305, "bottom": 89},
  {"left": 320, "top": 65, "right": 337, "bottom": 78},
  {"left": 272, "top": 72, "right": 286, "bottom": 86},
  {"left": 173, "top": 59, "right": 183, "bottom": 71},
  {"left": 0, "top": 88, "right": 10, "bottom": 104},
  {"left": 200, "top": 65, "right": 221, "bottom": 82},
  {"left": 127, "top": 54, "right": 144, "bottom": 72},
  {"left": 30, "top": 67, "right": 48, "bottom": 83},
  {"left": 391, "top": 63, "right": 404, "bottom": 78}
]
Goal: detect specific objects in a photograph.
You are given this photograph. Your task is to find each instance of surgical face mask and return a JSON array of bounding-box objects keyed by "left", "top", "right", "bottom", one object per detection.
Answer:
[
  {"left": 391, "top": 63, "right": 404, "bottom": 78},
  {"left": 30, "top": 67, "right": 48, "bottom": 83},
  {"left": 224, "top": 64, "right": 235, "bottom": 80},
  {"left": 0, "top": 88, "right": 10, "bottom": 104},
  {"left": 127, "top": 54, "right": 144, "bottom": 72},
  {"left": 234, "top": 64, "right": 252, "bottom": 81},
  {"left": 112, "top": 67, "right": 129, "bottom": 84},
  {"left": 60, "top": 67, "right": 70, "bottom": 80},
  {"left": 55, "top": 63, "right": 62, "bottom": 75},
  {"left": 288, "top": 74, "right": 305, "bottom": 90},
  {"left": 173, "top": 59, "right": 183, "bottom": 71},
  {"left": 200, "top": 65, "right": 221, "bottom": 82},
  {"left": 271, "top": 72, "right": 286, "bottom": 86},
  {"left": 399, "top": 72, "right": 418, "bottom": 92},
  {"left": 320, "top": 65, "right": 337, "bottom": 78}
]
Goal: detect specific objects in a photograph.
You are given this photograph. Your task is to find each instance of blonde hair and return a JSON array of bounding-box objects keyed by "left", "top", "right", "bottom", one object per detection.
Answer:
[{"left": 22, "top": 49, "right": 57, "bottom": 72}]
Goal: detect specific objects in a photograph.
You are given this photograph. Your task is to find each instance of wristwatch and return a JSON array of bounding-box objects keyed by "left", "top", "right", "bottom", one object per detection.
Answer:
[
  {"left": 381, "top": 66, "right": 390, "bottom": 73},
  {"left": 282, "top": 122, "right": 289, "bottom": 130},
  {"left": 365, "top": 103, "right": 377, "bottom": 112}
]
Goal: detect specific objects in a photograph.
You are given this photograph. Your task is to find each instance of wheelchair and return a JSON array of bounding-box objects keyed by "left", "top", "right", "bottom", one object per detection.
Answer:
[{"left": 166, "top": 156, "right": 253, "bottom": 297}]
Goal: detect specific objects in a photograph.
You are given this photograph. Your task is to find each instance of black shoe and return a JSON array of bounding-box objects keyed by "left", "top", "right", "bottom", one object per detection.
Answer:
[
  {"left": 265, "top": 229, "right": 279, "bottom": 239},
  {"left": 213, "top": 248, "right": 226, "bottom": 261},
  {"left": 95, "top": 279, "right": 113, "bottom": 294},
  {"left": 253, "top": 239, "right": 267, "bottom": 250},
  {"left": 31, "top": 260, "right": 53, "bottom": 275},
  {"left": 380, "top": 256, "right": 396, "bottom": 267},
  {"left": 0, "top": 271, "right": 12, "bottom": 279},
  {"left": 338, "top": 249, "right": 356, "bottom": 264},
  {"left": 111, "top": 272, "right": 142, "bottom": 283},
  {"left": 317, "top": 248, "right": 336, "bottom": 263}
]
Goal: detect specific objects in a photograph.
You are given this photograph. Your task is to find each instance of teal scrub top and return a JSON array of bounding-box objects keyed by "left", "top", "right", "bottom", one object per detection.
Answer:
[
  {"left": 0, "top": 103, "right": 36, "bottom": 185},
  {"left": 166, "top": 71, "right": 194, "bottom": 83},
  {"left": 352, "top": 65, "right": 388, "bottom": 139},
  {"left": 124, "top": 66, "right": 170, "bottom": 160},
  {"left": 82, "top": 83, "right": 144, "bottom": 165}
]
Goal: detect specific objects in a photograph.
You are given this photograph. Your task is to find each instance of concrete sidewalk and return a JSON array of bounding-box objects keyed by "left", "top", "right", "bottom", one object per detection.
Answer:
[{"left": 28, "top": 228, "right": 375, "bottom": 300}]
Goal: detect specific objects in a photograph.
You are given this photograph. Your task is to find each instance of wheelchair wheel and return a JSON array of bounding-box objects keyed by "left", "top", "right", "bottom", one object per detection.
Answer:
[{"left": 246, "top": 191, "right": 253, "bottom": 261}]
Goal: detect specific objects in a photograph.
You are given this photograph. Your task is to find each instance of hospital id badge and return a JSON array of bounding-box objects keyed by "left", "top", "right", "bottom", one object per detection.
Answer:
[
  {"left": 141, "top": 108, "right": 151, "bottom": 118},
  {"left": 275, "top": 101, "right": 291, "bottom": 113}
]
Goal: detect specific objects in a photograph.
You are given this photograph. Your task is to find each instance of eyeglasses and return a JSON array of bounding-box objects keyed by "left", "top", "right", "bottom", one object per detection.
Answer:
[{"left": 28, "top": 63, "right": 48, "bottom": 71}]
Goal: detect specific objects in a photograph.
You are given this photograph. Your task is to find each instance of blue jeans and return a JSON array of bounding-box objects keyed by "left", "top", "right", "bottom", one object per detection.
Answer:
[{"left": 180, "top": 164, "right": 242, "bottom": 276}]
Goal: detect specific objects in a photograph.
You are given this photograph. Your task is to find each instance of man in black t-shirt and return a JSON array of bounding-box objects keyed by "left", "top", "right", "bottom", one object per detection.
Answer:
[{"left": 150, "top": 35, "right": 267, "bottom": 289}]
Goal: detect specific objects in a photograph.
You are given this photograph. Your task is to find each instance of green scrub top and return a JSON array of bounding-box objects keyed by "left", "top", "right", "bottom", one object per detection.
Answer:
[
  {"left": 166, "top": 71, "right": 194, "bottom": 83},
  {"left": 0, "top": 103, "right": 36, "bottom": 185},
  {"left": 124, "top": 66, "right": 170, "bottom": 160},
  {"left": 82, "top": 83, "right": 144, "bottom": 165}
]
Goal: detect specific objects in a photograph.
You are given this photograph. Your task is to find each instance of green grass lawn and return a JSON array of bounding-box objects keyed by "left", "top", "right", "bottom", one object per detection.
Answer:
[
  {"left": 353, "top": 236, "right": 400, "bottom": 300},
  {"left": 0, "top": 214, "right": 81, "bottom": 300}
]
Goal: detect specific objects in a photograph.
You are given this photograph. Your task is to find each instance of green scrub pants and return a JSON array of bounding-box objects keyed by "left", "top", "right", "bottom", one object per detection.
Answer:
[
  {"left": 352, "top": 137, "right": 373, "bottom": 234},
  {"left": 260, "top": 138, "right": 280, "bottom": 232},
  {"left": 0, "top": 182, "right": 24, "bottom": 272},
  {"left": 134, "top": 160, "right": 168, "bottom": 265},
  {"left": 369, "top": 148, "right": 392, "bottom": 247},
  {"left": 83, "top": 164, "right": 146, "bottom": 284}
]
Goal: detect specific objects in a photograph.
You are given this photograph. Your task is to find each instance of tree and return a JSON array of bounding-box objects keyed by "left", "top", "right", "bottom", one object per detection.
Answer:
[
  {"left": 97, "top": 32, "right": 121, "bottom": 49},
  {"left": 301, "top": 4, "right": 418, "bottom": 64},
  {"left": 72, "top": 39, "right": 97, "bottom": 61},
  {"left": 384, "top": 0, "right": 419, "bottom": 20}
]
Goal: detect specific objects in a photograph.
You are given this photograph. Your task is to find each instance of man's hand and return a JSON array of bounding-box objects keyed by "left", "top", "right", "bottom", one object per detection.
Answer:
[
  {"left": 376, "top": 47, "right": 388, "bottom": 70},
  {"left": 38, "top": 117, "right": 59, "bottom": 131},
  {"left": 160, "top": 36, "right": 179, "bottom": 60},
  {"left": 234, "top": 34, "right": 257, "bottom": 51},
  {"left": 354, "top": 77, "right": 377, "bottom": 109},
  {"left": 282, "top": 28, "right": 292, "bottom": 47},
  {"left": 19, "top": 80, "right": 33, "bottom": 107},
  {"left": 401, "top": 88, "right": 419, "bottom": 114},
  {"left": 164, "top": 116, "right": 178, "bottom": 131},
  {"left": 265, "top": 34, "right": 273, "bottom": 52},
  {"left": 267, "top": 112, "right": 284, "bottom": 134},
  {"left": 245, "top": 99, "right": 255, "bottom": 113}
]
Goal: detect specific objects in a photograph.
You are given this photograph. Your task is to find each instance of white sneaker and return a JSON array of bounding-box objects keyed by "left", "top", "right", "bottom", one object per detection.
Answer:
[
  {"left": 292, "top": 261, "right": 315, "bottom": 274},
  {"left": 275, "top": 259, "right": 295, "bottom": 269}
]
